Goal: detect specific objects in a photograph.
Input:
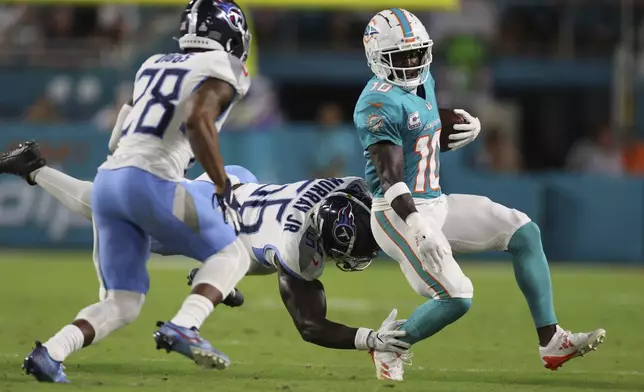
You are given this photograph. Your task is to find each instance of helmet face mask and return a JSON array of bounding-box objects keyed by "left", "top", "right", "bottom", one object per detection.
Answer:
[
  {"left": 314, "top": 191, "right": 380, "bottom": 272},
  {"left": 364, "top": 9, "right": 433, "bottom": 90},
  {"left": 384, "top": 46, "right": 431, "bottom": 82},
  {"left": 178, "top": 0, "right": 251, "bottom": 62},
  {"left": 330, "top": 249, "right": 373, "bottom": 272}
]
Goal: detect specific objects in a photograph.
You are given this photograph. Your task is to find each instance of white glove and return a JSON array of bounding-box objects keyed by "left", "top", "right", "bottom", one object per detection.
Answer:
[
  {"left": 448, "top": 109, "right": 481, "bottom": 151},
  {"left": 406, "top": 212, "right": 446, "bottom": 274},
  {"left": 355, "top": 309, "right": 410, "bottom": 354}
]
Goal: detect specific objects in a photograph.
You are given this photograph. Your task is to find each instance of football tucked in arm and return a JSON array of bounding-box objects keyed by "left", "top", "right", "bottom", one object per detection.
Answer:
[{"left": 438, "top": 109, "right": 466, "bottom": 152}]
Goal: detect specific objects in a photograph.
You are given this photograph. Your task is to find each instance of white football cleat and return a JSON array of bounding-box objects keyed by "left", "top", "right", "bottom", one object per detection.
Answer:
[
  {"left": 539, "top": 325, "right": 606, "bottom": 371},
  {"left": 370, "top": 350, "right": 412, "bottom": 381}
]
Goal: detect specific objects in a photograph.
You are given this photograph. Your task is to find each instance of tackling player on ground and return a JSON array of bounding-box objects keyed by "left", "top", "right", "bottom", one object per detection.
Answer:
[
  {"left": 17, "top": 0, "right": 254, "bottom": 383},
  {"left": 354, "top": 8, "right": 605, "bottom": 381},
  {"left": 0, "top": 142, "right": 411, "bottom": 363}
]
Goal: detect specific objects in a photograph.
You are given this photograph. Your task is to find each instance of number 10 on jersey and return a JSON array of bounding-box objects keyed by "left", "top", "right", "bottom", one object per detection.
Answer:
[{"left": 413, "top": 130, "right": 441, "bottom": 192}]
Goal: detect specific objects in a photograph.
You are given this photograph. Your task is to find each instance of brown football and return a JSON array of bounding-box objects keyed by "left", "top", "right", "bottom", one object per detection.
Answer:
[{"left": 439, "top": 109, "right": 466, "bottom": 152}]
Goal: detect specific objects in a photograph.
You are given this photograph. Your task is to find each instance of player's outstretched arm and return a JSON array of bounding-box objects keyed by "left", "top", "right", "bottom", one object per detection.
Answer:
[
  {"left": 185, "top": 79, "right": 235, "bottom": 194},
  {"left": 277, "top": 264, "right": 408, "bottom": 353},
  {"left": 277, "top": 264, "right": 357, "bottom": 349},
  {"left": 369, "top": 142, "right": 417, "bottom": 221}
]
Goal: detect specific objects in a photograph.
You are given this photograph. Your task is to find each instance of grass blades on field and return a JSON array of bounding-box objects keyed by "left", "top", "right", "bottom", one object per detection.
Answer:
[{"left": 0, "top": 252, "right": 642, "bottom": 392}]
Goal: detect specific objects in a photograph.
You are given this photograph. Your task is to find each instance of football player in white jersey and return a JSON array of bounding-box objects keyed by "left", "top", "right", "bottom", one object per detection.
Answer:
[
  {"left": 2, "top": 142, "right": 413, "bottom": 360},
  {"left": 17, "top": 0, "right": 253, "bottom": 383}
]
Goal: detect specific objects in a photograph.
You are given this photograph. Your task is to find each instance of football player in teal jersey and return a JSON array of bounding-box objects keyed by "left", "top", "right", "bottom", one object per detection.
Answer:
[{"left": 354, "top": 8, "right": 605, "bottom": 381}]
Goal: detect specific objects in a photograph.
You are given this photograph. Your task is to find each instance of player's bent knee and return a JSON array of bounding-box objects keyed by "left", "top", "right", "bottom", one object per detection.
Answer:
[
  {"left": 507, "top": 221, "right": 543, "bottom": 255},
  {"left": 107, "top": 291, "right": 145, "bottom": 324},
  {"left": 445, "top": 297, "right": 472, "bottom": 319},
  {"left": 75, "top": 290, "right": 145, "bottom": 342},
  {"left": 191, "top": 238, "right": 250, "bottom": 295},
  {"left": 453, "top": 276, "right": 474, "bottom": 299},
  {"left": 409, "top": 273, "right": 474, "bottom": 300}
]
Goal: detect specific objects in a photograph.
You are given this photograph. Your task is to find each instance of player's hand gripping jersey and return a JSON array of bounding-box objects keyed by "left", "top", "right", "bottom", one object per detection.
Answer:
[
  {"left": 354, "top": 75, "right": 442, "bottom": 202},
  {"left": 101, "top": 51, "right": 251, "bottom": 181},
  {"left": 228, "top": 176, "right": 369, "bottom": 280}
]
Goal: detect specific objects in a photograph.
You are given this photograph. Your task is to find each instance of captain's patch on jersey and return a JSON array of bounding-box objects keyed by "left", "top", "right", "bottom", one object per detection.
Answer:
[
  {"left": 367, "top": 114, "right": 384, "bottom": 132},
  {"left": 408, "top": 111, "right": 421, "bottom": 130}
]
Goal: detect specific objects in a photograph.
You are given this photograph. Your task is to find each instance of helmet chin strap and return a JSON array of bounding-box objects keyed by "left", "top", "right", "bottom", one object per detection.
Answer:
[
  {"left": 187, "top": 0, "right": 203, "bottom": 36},
  {"left": 385, "top": 72, "right": 419, "bottom": 92},
  {"left": 310, "top": 204, "right": 328, "bottom": 257},
  {"left": 345, "top": 225, "right": 357, "bottom": 255}
]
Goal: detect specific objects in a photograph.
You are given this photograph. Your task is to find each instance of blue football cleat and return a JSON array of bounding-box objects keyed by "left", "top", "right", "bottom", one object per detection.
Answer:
[
  {"left": 22, "top": 341, "right": 69, "bottom": 383},
  {"left": 153, "top": 321, "right": 230, "bottom": 369}
]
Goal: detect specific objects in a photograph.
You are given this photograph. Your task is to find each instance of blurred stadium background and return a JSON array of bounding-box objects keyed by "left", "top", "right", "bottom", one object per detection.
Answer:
[
  {"left": 0, "top": 1, "right": 643, "bottom": 391},
  {"left": 0, "top": 0, "right": 643, "bottom": 262}
]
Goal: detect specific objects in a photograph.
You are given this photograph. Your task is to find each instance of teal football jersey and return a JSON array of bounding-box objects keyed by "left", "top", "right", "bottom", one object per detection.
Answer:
[{"left": 353, "top": 75, "right": 442, "bottom": 199}]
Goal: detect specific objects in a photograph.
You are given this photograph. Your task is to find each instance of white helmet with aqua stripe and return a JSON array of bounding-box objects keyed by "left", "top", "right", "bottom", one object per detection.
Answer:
[{"left": 363, "top": 8, "right": 433, "bottom": 90}]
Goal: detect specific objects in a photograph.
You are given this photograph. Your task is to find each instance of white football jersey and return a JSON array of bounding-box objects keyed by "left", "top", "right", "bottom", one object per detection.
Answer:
[
  {"left": 194, "top": 174, "right": 368, "bottom": 280},
  {"left": 100, "top": 50, "right": 251, "bottom": 181}
]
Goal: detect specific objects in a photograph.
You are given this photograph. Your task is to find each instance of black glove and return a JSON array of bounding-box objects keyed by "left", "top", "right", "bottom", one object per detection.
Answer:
[
  {"left": 212, "top": 178, "right": 242, "bottom": 234},
  {"left": 187, "top": 267, "right": 199, "bottom": 286}
]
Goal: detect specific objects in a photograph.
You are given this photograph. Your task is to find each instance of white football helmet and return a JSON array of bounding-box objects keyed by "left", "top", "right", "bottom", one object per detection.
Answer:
[{"left": 363, "top": 8, "right": 433, "bottom": 90}]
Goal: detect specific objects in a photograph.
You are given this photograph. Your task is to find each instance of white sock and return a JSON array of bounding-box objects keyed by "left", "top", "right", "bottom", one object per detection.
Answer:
[
  {"left": 30, "top": 166, "right": 93, "bottom": 220},
  {"left": 170, "top": 294, "right": 214, "bottom": 329},
  {"left": 28, "top": 167, "right": 41, "bottom": 183},
  {"left": 43, "top": 324, "right": 85, "bottom": 362}
]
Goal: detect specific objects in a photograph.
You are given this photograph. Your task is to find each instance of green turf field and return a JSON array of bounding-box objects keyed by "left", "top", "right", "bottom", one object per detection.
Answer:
[{"left": 0, "top": 252, "right": 642, "bottom": 392}]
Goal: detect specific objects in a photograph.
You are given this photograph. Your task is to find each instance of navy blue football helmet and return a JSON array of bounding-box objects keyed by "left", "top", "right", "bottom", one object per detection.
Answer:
[
  {"left": 314, "top": 189, "right": 380, "bottom": 272},
  {"left": 178, "top": 0, "right": 251, "bottom": 62}
]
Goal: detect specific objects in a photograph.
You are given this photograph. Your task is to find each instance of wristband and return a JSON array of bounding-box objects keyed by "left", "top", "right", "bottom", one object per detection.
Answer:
[
  {"left": 384, "top": 182, "right": 411, "bottom": 206},
  {"left": 354, "top": 327, "right": 374, "bottom": 350}
]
